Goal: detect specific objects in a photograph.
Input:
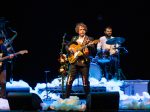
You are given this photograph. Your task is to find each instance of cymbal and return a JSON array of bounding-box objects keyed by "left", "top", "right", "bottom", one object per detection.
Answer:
[{"left": 106, "top": 37, "right": 125, "bottom": 45}]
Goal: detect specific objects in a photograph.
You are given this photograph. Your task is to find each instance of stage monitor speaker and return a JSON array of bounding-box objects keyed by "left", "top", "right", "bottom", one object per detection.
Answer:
[
  {"left": 7, "top": 92, "right": 43, "bottom": 110},
  {"left": 6, "top": 87, "right": 30, "bottom": 95},
  {"left": 86, "top": 92, "right": 120, "bottom": 111}
]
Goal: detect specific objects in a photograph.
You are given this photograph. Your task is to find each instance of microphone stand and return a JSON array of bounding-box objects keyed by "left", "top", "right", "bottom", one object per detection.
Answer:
[
  {"left": 59, "top": 33, "right": 68, "bottom": 99},
  {"left": 60, "top": 33, "right": 66, "bottom": 54}
]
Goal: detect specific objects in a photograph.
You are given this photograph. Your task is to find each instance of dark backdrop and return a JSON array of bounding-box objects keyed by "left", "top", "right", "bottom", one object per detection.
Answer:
[{"left": 0, "top": 0, "right": 149, "bottom": 88}]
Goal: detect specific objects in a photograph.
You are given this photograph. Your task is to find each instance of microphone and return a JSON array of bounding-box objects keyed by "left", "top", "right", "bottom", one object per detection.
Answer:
[{"left": 63, "top": 33, "right": 67, "bottom": 39}]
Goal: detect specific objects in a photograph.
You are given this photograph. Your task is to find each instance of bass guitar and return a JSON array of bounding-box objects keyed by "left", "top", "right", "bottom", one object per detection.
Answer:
[
  {"left": 0, "top": 50, "right": 28, "bottom": 67},
  {"left": 68, "top": 39, "right": 99, "bottom": 64}
]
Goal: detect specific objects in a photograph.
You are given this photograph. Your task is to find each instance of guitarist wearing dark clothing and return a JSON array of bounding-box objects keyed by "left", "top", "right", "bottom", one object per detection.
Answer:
[
  {"left": 0, "top": 34, "right": 14, "bottom": 98},
  {"left": 65, "top": 22, "right": 97, "bottom": 98}
]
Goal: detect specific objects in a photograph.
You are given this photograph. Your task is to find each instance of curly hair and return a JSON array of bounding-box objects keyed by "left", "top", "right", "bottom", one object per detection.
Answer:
[{"left": 75, "top": 22, "right": 88, "bottom": 33}]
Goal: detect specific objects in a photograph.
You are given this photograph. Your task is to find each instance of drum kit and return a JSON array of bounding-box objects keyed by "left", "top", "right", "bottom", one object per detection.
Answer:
[{"left": 89, "top": 37, "right": 127, "bottom": 80}]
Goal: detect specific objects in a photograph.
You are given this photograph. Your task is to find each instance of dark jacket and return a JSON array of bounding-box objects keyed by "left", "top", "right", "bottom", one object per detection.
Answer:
[
  {"left": 66, "top": 35, "right": 96, "bottom": 66},
  {"left": 0, "top": 44, "right": 9, "bottom": 71}
]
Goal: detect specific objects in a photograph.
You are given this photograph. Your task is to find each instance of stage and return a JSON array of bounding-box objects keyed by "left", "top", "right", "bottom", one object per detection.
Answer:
[{"left": 1, "top": 78, "right": 150, "bottom": 111}]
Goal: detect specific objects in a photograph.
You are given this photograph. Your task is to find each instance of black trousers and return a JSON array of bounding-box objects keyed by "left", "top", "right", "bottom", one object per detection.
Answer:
[{"left": 65, "top": 64, "right": 90, "bottom": 98}]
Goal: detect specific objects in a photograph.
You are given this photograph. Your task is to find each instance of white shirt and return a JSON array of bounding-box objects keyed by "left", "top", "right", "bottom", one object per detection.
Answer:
[
  {"left": 97, "top": 36, "right": 119, "bottom": 55},
  {"left": 76, "top": 36, "right": 85, "bottom": 45}
]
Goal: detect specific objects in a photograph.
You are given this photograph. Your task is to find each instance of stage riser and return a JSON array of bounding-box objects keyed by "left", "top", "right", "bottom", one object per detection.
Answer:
[
  {"left": 38, "top": 86, "right": 106, "bottom": 95},
  {"left": 37, "top": 80, "right": 150, "bottom": 96},
  {"left": 6, "top": 80, "right": 149, "bottom": 97},
  {"left": 122, "top": 80, "right": 149, "bottom": 96}
]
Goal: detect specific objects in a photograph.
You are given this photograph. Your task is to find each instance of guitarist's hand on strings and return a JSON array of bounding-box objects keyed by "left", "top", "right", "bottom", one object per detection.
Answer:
[
  {"left": 8, "top": 54, "right": 15, "bottom": 59},
  {"left": 68, "top": 47, "right": 75, "bottom": 54}
]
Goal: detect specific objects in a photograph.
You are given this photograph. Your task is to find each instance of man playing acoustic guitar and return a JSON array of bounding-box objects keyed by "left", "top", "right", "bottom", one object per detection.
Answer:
[{"left": 65, "top": 22, "right": 97, "bottom": 98}]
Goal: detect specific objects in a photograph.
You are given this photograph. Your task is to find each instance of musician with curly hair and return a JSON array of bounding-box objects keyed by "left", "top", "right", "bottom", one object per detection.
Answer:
[{"left": 65, "top": 22, "right": 96, "bottom": 98}]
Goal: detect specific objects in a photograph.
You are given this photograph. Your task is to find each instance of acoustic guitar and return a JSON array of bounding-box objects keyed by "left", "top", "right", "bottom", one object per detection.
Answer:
[
  {"left": 68, "top": 39, "right": 99, "bottom": 64},
  {"left": 0, "top": 50, "right": 28, "bottom": 67}
]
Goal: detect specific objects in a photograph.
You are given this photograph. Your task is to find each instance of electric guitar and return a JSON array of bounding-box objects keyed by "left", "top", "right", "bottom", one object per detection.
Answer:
[
  {"left": 0, "top": 50, "right": 28, "bottom": 67},
  {"left": 68, "top": 39, "right": 99, "bottom": 64}
]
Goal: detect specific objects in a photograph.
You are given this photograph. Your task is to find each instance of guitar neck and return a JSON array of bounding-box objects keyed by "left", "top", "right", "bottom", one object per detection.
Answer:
[
  {"left": 78, "top": 45, "right": 88, "bottom": 51},
  {"left": 0, "top": 52, "right": 19, "bottom": 62},
  {"left": 78, "top": 42, "right": 93, "bottom": 52}
]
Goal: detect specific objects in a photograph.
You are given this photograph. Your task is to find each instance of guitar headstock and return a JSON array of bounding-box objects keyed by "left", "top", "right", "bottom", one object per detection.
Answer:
[
  {"left": 89, "top": 39, "right": 100, "bottom": 45},
  {"left": 18, "top": 50, "right": 28, "bottom": 55},
  {"left": 92, "top": 39, "right": 100, "bottom": 44}
]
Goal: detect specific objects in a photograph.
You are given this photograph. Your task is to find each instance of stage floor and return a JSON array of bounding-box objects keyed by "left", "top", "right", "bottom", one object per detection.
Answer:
[
  {"left": 38, "top": 79, "right": 150, "bottom": 111},
  {"left": 3, "top": 79, "right": 150, "bottom": 111}
]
